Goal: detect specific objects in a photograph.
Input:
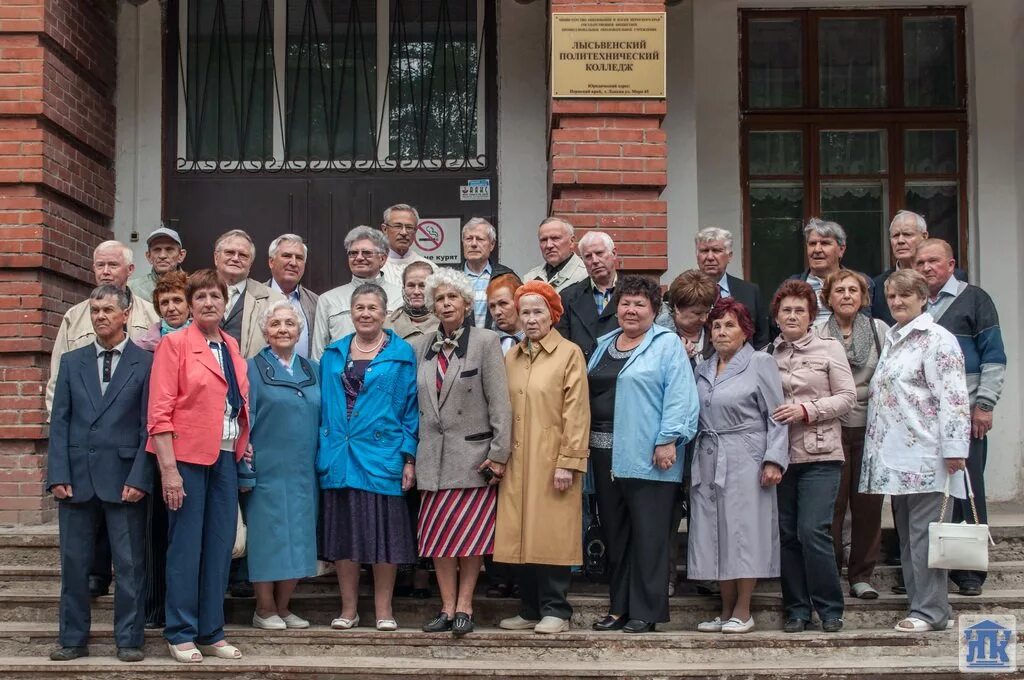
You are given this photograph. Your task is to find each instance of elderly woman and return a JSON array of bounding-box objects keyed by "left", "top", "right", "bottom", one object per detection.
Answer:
[
  {"left": 487, "top": 273, "right": 525, "bottom": 356},
  {"left": 317, "top": 283, "right": 418, "bottom": 632},
  {"left": 495, "top": 281, "right": 590, "bottom": 635},
  {"left": 815, "top": 270, "right": 890, "bottom": 600},
  {"left": 147, "top": 269, "right": 248, "bottom": 662},
  {"left": 388, "top": 261, "right": 440, "bottom": 340},
  {"left": 689, "top": 299, "right": 788, "bottom": 634},
  {"left": 658, "top": 269, "right": 719, "bottom": 367},
  {"left": 770, "top": 280, "right": 856, "bottom": 633},
  {"left": 412, "top": 269, "right": 511, "bottom": 636},
  {"left": 862, "top": 269, "right": 969, "bottom": 632},
  {"left": 586, "top": 275, "right": 698, "bottom": 634},
  {"left": 241, "top": 300, "right": 320, "bottom": 630},
  {"left": 137, "top": 271, "right": 191, "bottom": 352}
]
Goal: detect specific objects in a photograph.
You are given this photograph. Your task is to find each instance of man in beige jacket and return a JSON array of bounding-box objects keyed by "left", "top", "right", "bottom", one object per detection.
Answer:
[{"left": 214, "top": 229, "right": 285, "bottom": 358}]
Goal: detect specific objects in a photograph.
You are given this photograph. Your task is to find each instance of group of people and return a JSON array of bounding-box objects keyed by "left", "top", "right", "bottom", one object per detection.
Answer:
[{"left": 45, "top": 203, "right": 1005, "bottom": 664}]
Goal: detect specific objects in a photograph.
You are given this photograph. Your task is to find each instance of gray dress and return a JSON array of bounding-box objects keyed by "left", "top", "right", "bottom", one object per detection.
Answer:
[{"left": 687, "top": 343, "right": 789, "bottom": 580}]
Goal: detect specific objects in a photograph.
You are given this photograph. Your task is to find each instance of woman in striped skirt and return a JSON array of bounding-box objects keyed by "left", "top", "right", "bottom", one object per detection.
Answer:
[{"left": 411, "top": 269, "right": 512, "bottom": 636}]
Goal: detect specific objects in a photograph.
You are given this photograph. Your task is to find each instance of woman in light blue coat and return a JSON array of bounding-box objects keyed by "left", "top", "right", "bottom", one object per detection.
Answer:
[{"left": 586, "top": 275, "right": 699, "bottom": 634}]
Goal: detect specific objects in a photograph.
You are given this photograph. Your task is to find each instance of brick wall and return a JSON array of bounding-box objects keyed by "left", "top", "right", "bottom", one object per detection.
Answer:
[
  {"left": 0, "top": 1, "right": 118, "bottom": 524},
  {"left": 548, "top": 0, "right": 668, "bottom": 275}
]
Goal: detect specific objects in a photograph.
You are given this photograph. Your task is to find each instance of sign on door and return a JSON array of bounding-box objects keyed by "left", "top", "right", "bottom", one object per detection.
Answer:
[{"left": 413, "top": 218, "right": 462, "bottom": 265}]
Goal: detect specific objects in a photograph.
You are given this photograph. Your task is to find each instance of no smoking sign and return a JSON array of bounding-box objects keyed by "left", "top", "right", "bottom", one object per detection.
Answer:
[{"left": 412, "top": 217, "right": 461, "bottom": 265}]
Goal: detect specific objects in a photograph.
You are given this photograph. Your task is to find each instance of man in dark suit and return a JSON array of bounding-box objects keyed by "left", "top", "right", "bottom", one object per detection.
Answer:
[
  {"left": 46, "top": 285, "right": 153, "bottom": 663},
  {"left": 555, "top": 231, "right": 620, "bottom": 360},
  {"left": 695, "top": 227, "right": 769, "bottom": 349},
  {"left": 266, "top": 233, "right": 318, "bottom": 357}
]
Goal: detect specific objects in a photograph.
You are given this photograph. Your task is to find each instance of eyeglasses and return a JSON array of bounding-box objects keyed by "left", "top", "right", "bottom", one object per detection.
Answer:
[
  {"left": 347, "top": 249, "right": 380, "bottom": 259},
  {"left": 386, "top": 223, "right": 416, "bottom": 233}
]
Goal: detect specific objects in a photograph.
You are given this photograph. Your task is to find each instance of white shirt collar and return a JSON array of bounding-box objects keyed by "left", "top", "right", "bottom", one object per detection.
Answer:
[
  {"left": 228, "top": 279, "right": 247, "bottom": 296},
  {"left": 717, "top": 273, "right": 730, "bottom": 296},
  {"left": 270, "top": 278, "right": 300, "bottom": 300},
  {"left": 464, "top": 260, "right": 492, "bottom": 277},
  {"left": 932, "top": 275, "right": 960, "bottom": 301},
  {"left": 94, "top": 335, "right": 130, "bottom": 356},
  {"left": 889, "top": 311, "right": 934, "bottom": 344}
]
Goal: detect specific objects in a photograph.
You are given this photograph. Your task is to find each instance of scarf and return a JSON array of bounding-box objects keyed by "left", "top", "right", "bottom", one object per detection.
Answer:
[
  {"left": 161, "top": 318, "right": 191, "bottom": 336},
  {"left": 403, "top": 302, "right": 431, "bottom": 322},
  {"left": 430, "top": 326, "right": 464, "bottom": 354},
  {"left": 210, "top": 341, "right": 242, "bottom": 419},
  {"left": 826, "top": 313, "right": 874, "bottom": 368}
]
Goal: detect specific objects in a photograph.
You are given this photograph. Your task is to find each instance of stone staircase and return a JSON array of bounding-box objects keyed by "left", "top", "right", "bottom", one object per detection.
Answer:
[{"left": 0, "top": 508, "right": 1019, "bottom": 678}]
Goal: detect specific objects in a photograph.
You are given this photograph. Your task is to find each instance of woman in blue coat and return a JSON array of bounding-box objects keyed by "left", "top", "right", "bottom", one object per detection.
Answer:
[
  {"left": 317, "top": 283, "right": 419, "bottom": 632},
  {"left": 241, "top": 301, "right": 321, "bottom": 630}
]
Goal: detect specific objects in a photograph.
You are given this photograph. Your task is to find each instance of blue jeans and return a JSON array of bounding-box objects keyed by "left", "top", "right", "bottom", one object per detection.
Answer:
[
  {"left": 777, "top": 461, "right": 844, "bottom": 622},
  {"left": 164, "top": 450, "right": 238, "bottom": 645}
]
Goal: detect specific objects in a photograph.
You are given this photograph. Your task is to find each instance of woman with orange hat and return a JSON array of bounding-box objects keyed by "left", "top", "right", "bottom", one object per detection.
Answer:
[{"left": 494, "top": 281, "right": 591, "bottom": 635}]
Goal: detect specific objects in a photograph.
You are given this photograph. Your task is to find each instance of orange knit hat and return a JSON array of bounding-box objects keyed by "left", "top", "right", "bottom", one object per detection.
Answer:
[{"left": 514, "top": 280, "right": 564, "bottom": 325}]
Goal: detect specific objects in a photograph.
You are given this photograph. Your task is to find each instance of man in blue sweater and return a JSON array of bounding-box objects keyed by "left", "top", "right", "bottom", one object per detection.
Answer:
[{"left": 915, "top": 238, "right": 1006, "bottom": 596}]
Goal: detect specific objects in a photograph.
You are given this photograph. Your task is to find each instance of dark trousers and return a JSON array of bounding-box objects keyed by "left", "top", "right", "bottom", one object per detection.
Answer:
[
  {"left": 517, "top": 565, "right": 572, "bottom": 620},
  {"left": 144, "top": 475, "right": 168, "bottom": 626},
  {"left": 592, "top": 448, "right": 676, "bottom": 623},
  {"left": 89, "top": 516, "right": 111, "bottom": 586},
  {"left": 165, "top": 450, "right": 238, "bottom": 645},
  {"left": 229, "top": 491, "right": 250, "bottom": 587},
  {"left": 831, "top": 427, "right": 883, "bottom": 586},
  {"left": 58, "top": 497, "right": 146, "bottom": 648},
  {"left": 950, "top": 436, "right": 988, "bottom": 587},
  {"left": 778, "top": 461, "right": 845, "bottom": 622}
]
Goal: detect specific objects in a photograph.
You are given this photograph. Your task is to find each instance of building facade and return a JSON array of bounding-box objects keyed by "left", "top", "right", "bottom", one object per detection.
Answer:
[{"left": 0, "top": 0, "right": 1021, "bottom": 522}]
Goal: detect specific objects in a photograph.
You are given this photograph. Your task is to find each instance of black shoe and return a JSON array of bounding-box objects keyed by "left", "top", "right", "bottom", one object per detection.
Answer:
[
  {"left": 452, "top": 612, "right": 474, "bottom": 637},
  {"left": 592, "top": 614, "right": 628, "bottom": 631},
  {"left": 821, "top": 618, "right": 844, "bottom": 633},
  {"left": 693, "top": 581, "right": 720, "bottom": 596},
  {"left": 422, "top": 612, "right": 453, "bottom": 633},
  {"left": 958, "top": 582, "right": 983, "bottom": 596},
  {"left": 783, "top": 618, "right": 809, "bottom": 633},
  {"left": 229, "top": 581, "right": 254, "bottom": 598},
  {"left": 87, "top": 576, "right": 110, "bottom": 598},
  {"left": 891, "top": 585, "right": 907, "bottom": 595},
  {"left": 144, "top": 618, "right": 164, "bottom": 630},
  {"left": 622, "top": 619, "right": 656, "bottom": 634},
  {"left": 116, "top": 647, "right": 145, "bottom": 662},
  {"left": 50, "top": 646, "right": 88, "bottom": 661}
]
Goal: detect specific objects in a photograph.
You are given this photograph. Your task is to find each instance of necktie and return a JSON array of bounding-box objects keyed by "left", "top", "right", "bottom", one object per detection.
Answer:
[
  {"left": 226, "top": 287, "right": 240, "bottom": 317},
  {"left": 101, "top": 350, "right": 115, "bottom": 382},
  {"left": 436, "top": 348, "right": 449, "bottom": 396}
]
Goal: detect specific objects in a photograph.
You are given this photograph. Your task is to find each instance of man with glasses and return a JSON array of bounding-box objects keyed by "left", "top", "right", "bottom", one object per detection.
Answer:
[
  {"left": 311, "top": 225, "right": 402, "bottom": 360},
  {"left": 380, "top": 203, "right": 437, "bottom": 287},
  {"left": 214, "top": 229, "right": 285, "bottom": 358}
]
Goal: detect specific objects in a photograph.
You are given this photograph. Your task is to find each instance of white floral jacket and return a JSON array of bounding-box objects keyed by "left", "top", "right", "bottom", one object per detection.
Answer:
[{"left": 860, "top": 312, "right": 970, "bottom": 497}]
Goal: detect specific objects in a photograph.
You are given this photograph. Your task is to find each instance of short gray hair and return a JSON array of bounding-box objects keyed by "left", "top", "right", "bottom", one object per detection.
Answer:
[
  {"left": 578, "top": 231, "right": 614, "bottom": 252},
  {"left": 215, "top": 229, "right": 256, "bottom": 255},
  {"left": 425, "top": 268, "right": 474, "bottom": 308},
  {"left": 695, "top": 227, "right": 734, "bottom": 253},
  {"left": 89, "top": 284, "right": 130, "bottom": 310},
  {"left": 890, "top": 210, "right": 927, "bottom": 234},
  {"left": 383, "top": 203, "right": 419, "bottom": 225},
  {"left": 884, "top": 269, "right": 929, "bottom": 304},
  {"left": 94, "top": 240, "right": 133, "bottom": 266},
  {"left": 462, "top": 217, "right": 496, "bottom": 243},
  {"left": 539, "top": 216, "right": 574, "bottom": 238},
  {"left": 268, "top": 233, "right": 308, "bottom": 258},
  {"left": 350, "top": 282, "right": 388, "bottom": 309},
  {"left": 344, "top": 225, "right": 389, "bottom": 255},
  {"left": 259, "top": 298, "right": 304, "bottom": 337},
  {"left": 804, "top": 218, "right": 847, "bottom": 247}
]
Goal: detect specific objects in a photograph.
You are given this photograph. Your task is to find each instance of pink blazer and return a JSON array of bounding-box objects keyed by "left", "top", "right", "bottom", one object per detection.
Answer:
[{"left": 146, "top": 323, "right": 250, "bottom": 465}]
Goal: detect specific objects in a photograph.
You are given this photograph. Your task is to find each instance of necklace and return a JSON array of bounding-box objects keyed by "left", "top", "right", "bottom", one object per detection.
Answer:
[{"left": 353, "top": 332, "right": 385, "bottom": 353}]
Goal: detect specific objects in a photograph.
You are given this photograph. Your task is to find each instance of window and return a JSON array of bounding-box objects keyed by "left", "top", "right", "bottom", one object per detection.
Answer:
[
  {"left": 740, "top": 9, "right": 967, "bottom": 296},
  {"left": 177, "top": 0, "right": 488, "bottom": 170}
]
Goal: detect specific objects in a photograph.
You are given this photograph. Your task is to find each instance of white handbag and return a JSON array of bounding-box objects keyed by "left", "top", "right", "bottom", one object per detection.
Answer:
[
  {"left": 927, "top": 472, "right": 993, "bottom": 571},
  {"left": 231, "top": 503, "right": 247, "bottom": 559}
]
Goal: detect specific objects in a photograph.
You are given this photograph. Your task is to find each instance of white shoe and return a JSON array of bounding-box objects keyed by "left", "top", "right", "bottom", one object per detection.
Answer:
[
  {"left": 499, "top": 615, "right": 540, "bottom": 630},
  {"left": 721, "top": 616, "right": 755, "bottom": 634},
  {"left": 697, "top": 616, "right": 724, "bottom": 633},
  {"left": 282, "top": 613, "right": 309, "bottom": 629},
  {"left": 252, "top": 612, "right": 286, "bottom": 630},
  {"left": 534, "top": 616, "right": 570, "bottom": 634},
  {"left": 331, "top": 614, "right": 360, "bottom": 630},
  {"left": 376, "top": 619, "right": 398, "bottom": 632}
]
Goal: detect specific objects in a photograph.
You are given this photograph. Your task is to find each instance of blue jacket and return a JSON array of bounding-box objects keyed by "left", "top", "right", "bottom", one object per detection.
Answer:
[
  {"left": 316, "top": 330, "right": 418, "bottom": 496},
  {"left": 587, "top": 325, "right": 699, "bottom": 482}
]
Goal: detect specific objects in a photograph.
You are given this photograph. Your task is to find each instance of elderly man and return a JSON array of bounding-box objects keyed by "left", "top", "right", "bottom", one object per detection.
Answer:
[
  {"left": 695, "top": 227, "right": 769, "bottom": 349},
  {"left": 915, "top": 238, "right": 1006, "bottom": 597},
  {"left": 788, "top": 218, "right": 870, "bottom": 327},
  {"left": 312, "top": 225, "right": 402, "bottom": 359},
  {"left": 47, "top": 285, "right": 153, "bottom": 663},
  {"left": 523, "top": 217, "right": 588, "bottom": 292},
  {"left": 128, "top": 226, "right": 187, "bottom": 302},
  {"left": 214, "top": 229, "right": 285, "bottom": 358},
  {"left": 265, "top": 234, "right": 318, "bottom": 357},
  {"left": 380, "top": 203, "right": 437, "bottom": 286},
  {"left": 461, "top": 217, "right": 514, "bottom": 328},
  {"left": 554, "top": 231, "right": 621, "bottom": 360}
]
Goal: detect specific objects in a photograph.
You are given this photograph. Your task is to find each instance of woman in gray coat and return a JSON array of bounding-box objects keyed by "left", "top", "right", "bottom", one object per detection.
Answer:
[
  {"left": 688, "top": 298, "right": 788, "bottom": 634},
  {"left": 412, "top": 269, "right": 511, "bottom": 637}
]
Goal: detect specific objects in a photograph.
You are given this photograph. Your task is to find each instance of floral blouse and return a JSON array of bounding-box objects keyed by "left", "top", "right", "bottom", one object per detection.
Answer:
[{"left": 860, "top": 312, "right": 970, "bottom": 497}]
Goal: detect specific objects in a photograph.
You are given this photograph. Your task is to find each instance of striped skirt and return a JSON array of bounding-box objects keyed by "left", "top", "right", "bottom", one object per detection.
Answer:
[{"left": 417, "top": 486, "right": 497, "bottom": 558}]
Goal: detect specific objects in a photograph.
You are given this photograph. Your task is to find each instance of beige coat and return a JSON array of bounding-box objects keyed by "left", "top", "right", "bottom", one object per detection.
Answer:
[
  {"left": 770, "top": 332, "right": 857, "bottom": 465},
  {"left": 494, "top": 329, "right": 590, "bottom": 566},
  {"left": 388, "top": 307, "right": 439, "bottom": 340}
]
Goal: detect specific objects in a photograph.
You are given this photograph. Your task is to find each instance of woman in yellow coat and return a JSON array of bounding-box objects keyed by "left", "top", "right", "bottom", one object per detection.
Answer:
[{"left": 495, "top": 281, "right": 590, "bottom": 634}]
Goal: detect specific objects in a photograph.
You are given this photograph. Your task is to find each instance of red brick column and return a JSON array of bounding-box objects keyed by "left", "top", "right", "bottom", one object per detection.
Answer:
[
  {"left": 0, "top": 2, "right": 117, "bottom": 524},
  {"left": 548, "top": 0, "right": 668, "bottom": 275}
]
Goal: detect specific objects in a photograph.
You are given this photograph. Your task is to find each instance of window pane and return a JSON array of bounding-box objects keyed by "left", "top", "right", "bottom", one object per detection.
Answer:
[
  {"left": 819, "top": 130, "right": 886, "bottom": 174},
  {"left": 904, "top": 129, "right": 957, "bottom": 174},
  {"left": 749, "top": 131, "right": 802, "bottom": 175},
  {"left": 747, "top": 18, "right": 803, "bottom": 108},
  {"left": 906, "top": 182, "right": 959, "bottom": 255},
  {"left": 186, "top": 0, "right": 274, "bottom": 161},
  {"left": 819, "top": 18, "right": 886, "bottom": 108},
  {"left": 903, "top": 17, "right": 957, "bottom": 107},
  {"left": 285, "top": 0, "right": 377, "bottom": 162},
  {"left": 750, "top": 182, "right": 805, "bottom": 296},
  {"left": 820, "top": 181, "right": 885, "bottom": 276}
]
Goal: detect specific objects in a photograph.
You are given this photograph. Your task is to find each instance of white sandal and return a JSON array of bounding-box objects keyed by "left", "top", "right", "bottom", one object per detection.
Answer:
[
  {"left": 197, "top": 642, "right": 242, "bottom": 659},
  {"left": 167, "top": 642, "right": 202, "bottom": 664},
  {"left": 331, "top": 614, "right": 360, "bottom": 630},
  {"left": 894, "top": 617, "right": 932, "bottom": 632}
]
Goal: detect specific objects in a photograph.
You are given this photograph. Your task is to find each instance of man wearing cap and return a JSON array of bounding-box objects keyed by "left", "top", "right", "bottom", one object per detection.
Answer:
[{"left": 128, "top": 227, "right": 187, "bottom": 302}]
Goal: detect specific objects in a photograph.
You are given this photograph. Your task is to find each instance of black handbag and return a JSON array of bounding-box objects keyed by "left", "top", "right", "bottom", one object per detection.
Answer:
[{"left": 582, "top": 496, "right": 608, "bottom": 582}]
